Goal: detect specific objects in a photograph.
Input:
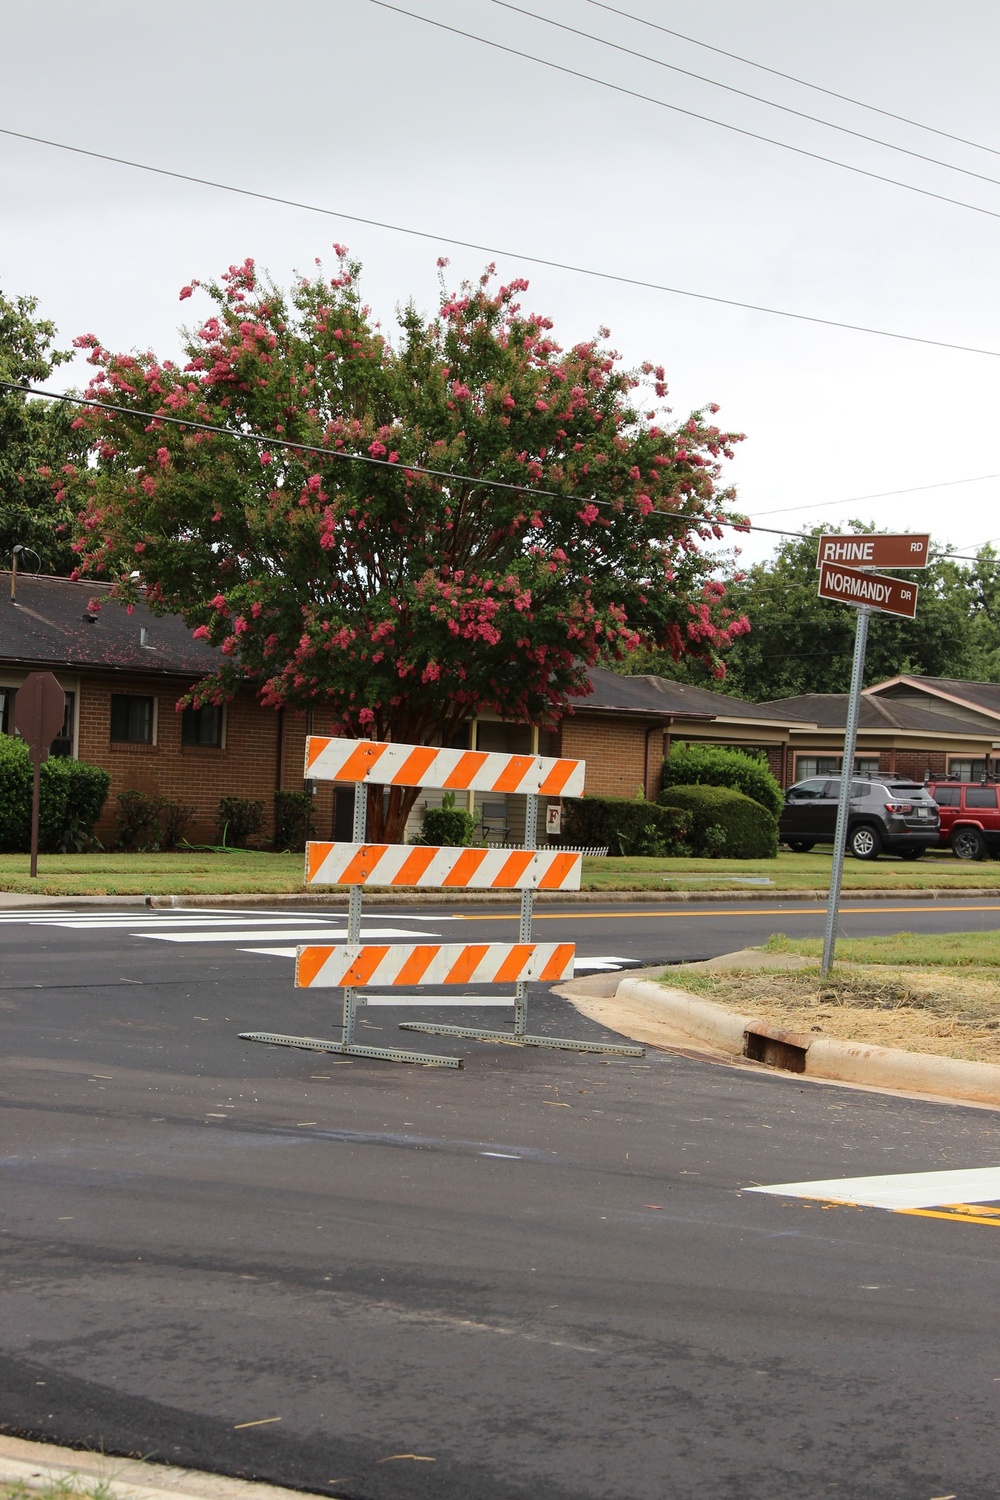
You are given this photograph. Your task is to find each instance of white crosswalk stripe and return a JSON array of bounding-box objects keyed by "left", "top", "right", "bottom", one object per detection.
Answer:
[{"left": 0, "top": 908, "right": 640, "bottom": 974}]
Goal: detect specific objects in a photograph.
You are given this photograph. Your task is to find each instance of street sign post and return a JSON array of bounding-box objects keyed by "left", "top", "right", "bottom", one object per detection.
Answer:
[
  {"left": 817, "top": 561, "right": 918, "bottom": 618},
  {"left": 12, "top": 671, "right": 66, "bottom": 879},
  {"left": 816, "top": 533, "right": 930, "bottom": 569},
  {"left": 814, "top": 535, "right": 930, "bottom": 976}
]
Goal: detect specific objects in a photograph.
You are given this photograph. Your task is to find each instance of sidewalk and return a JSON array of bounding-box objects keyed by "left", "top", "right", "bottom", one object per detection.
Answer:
[
  {"left": 2, "top": 885, "right": 1000, "bottom": 911},
  {"left": 0, "top": 1436, "right": 299, "bottom": 1500}
]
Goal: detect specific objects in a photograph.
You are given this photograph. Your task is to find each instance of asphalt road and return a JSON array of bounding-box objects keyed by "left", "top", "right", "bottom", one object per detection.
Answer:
[{"left": 3, "top": 899, "right": 1000, "bottom": 1500}]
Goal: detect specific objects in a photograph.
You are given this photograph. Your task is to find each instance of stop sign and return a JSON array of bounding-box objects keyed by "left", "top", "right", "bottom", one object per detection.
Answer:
[{"left": 13, "top": 671, "right": 66, "bottom": 765}]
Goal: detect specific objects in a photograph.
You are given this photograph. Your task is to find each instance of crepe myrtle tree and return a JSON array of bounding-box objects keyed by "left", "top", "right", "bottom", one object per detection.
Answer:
[{"left": 67, "top": 249, "right": 750, "bottom": 840}]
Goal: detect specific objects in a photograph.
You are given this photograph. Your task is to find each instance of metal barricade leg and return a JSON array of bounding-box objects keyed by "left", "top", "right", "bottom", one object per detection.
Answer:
[
  {"left": 400, "top": 791, "right": 644, "bottom": 1058},
  {"left": 241, "top": 782, "right": 463, "bottom": 1068}
]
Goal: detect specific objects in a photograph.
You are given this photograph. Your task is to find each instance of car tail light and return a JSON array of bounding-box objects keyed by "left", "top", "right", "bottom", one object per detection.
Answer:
[{"left": 884, "top": 801, "right": 914, "bottom": 814}]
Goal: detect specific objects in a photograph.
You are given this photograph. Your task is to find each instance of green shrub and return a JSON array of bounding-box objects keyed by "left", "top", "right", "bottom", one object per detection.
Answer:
[
  {"left": 217, "top": 795, "right": 265, "bottom": 848},
  {"left": 274, "top": 790, "right": 315, "bottom": 851},
  {"left": 661, "top": 741, "right": 783, "bottom": 818},
  {"left": 0, "top": 737, "right": 110, "bottom": 852},
  {"left": 561, "top": 795, "right": 691, "bottom": 856},
  {"left": 657, "top": 783, "right": 778, "bottom": 859},
  {"left": 116, "top": 789, "right": 164, "bottom": 851},
  {"left": 159, "top": 799, "right": 197, "bottom": 850},
  {"left": 65, "top": 760, "right": 112, "bottom": 832}
]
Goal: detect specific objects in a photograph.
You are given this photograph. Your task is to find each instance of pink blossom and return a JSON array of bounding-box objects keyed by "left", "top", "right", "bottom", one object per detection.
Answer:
[
  {"left": 192, "top": 625, "right": 211, "bottom": 640},
  {"left": 368, "top": 440, "right": 387, "bottom": 458},
  {"left": 156, "top": 447, "right": 170, "bottom": 468}
]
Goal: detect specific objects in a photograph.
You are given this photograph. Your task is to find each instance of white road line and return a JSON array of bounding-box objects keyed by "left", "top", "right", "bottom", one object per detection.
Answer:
[
  {"left": 748, "top": 1166, "right": 1000, "bottom": 1211},
  {"left": 573, "top": 956, "right": 633, "bottom": 972},
  {"left": 137, "top": 926, "right": 441, "bottom": 944}
]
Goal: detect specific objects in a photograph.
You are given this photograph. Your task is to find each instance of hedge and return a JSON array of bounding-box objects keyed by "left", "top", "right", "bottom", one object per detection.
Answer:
[
  {"left": 0, "top": 736, "right": 111, "bottom": 852},
  {"left": 656, "top": 783, "right": 778, "bottom": 859},
  {"left": 419, "top": 805, "right": 479, "bottom": 847},
  {"left": 561, "top": 796, "right": 691, "bottom": 857},
  {"left": 661, "top": 741, "right": 783, "bottom": 818}
]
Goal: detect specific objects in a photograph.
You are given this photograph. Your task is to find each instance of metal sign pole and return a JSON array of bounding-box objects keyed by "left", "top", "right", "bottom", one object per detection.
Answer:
[
  {"left": 341, "top": 781, "right": 367, "bottom": 1048},
  {"left": 513, "top": 793, "right": 538, "bottom": 1037},
  {"left": 821, "top": 605, "right": 870, "bottom": 978}
]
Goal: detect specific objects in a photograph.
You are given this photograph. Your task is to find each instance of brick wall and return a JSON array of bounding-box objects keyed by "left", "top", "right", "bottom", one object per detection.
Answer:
[
  {"left": 559, "top": 715, "right": 662, "bottom": 800},
  {"left": 77, "top": 674, "right": 345, "bottom": 844}
]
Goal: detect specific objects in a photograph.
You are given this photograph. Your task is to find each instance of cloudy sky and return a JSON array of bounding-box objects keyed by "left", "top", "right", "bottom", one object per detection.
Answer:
[{"left": 4, "top": 0, "right": 1000, "bottom": 570}]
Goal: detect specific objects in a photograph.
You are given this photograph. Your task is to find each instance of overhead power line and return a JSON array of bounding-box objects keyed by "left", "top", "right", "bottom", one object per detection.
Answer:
[
  {"left": 747, "top": 471, "right": 1000, "bottom": 518},
  {"left": 6, "top": 381, "right": 992, "bottom": 561},
  {"left": 584, "top": 0, "right": 1000, "bottom": 161},
  {"left": 486, "top": 0, "right": 1000, "bottom": 193},
  {"left": 4, "top": 126, "right": 999, "bottom": 359},
  {"left": 366, "top": 0, "right": 1000, "bottom": 226},
  {"left": 3, "top": 379, "right": 798, "bottom": 544}
]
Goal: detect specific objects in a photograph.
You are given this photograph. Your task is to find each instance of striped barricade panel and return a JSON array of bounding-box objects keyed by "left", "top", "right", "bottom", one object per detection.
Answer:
[
  {"left": 303, "top": 737, "right": 585, "bottom": 797},
  {"left": 304, "top": 842, "right": 582, "bottom": 891},
  {"left": 296, "top": 942, "right": 576, "bottom": 989}
]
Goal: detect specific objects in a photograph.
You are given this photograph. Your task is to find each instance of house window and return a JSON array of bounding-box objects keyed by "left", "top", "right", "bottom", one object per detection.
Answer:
[
  {"left": 948, "top": 758, "right": 988, "bottom": 781},
  {"left": 51, "top": 692, "right": 75, "bottom": 758},
  {"left": 794, "top": 756, "right": 880, "bottom": 781},
  {"left": 182, "top": 704, "right": 224, "bottom": 747},
  {"left": 1, "top": 687, "right": 74, "bottom": 755},
  {"left": 111, "top": 694, "right": 154, "bottom": 743},
  {"left": 0, "top": 686, "right": 14, "bottom": 735}
]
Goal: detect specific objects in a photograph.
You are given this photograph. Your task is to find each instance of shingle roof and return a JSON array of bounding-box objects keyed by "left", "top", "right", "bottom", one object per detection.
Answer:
[
  {"left": 874, "top": 675, "right": 1000, "bottom": 719},
  {"left": 581, "top": 666, "right": 811, "bottom": 724},
  {"left": 759, "top": 692, "right": 993, "bottom": 737},
  {"left": 0, "top": 573, "right": 219, "bottom": 677}
]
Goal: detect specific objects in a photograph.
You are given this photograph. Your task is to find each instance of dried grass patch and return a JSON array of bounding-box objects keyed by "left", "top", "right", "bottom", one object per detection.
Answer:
[{"left": 673, "top": 964, "right": 1000, "bottom": 1063}]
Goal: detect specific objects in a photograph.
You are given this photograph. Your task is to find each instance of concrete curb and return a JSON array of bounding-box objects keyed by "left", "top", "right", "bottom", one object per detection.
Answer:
[
  {"left": 0, "top": 885, "right": 999, "bottom": 911},
  {"left": 0, "top": 1435, "right": 300, "bottom": 1500},
  {"left": 611, "top": 976, "right": 1000, "bottom": 1108}
]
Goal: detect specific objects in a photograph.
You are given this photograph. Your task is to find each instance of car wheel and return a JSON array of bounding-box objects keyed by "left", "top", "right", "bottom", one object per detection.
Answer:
[
  {"left": 898, "top": 847, "right": 925, "bottom": 861},
  {"left": 849, "top": 824, "right": 882, "bottom": 860},
  {"left": 952, "top": 827, "right": 987, "bottom": 861},
  {"left": 784, "top": 840, "right": 815, "bottom": 853}
]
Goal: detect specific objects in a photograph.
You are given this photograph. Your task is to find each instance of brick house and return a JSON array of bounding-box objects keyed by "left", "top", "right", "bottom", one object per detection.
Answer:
[
  {"left": 0, "top": 571, "right": 346, "bottom": 845},
  {"left": 760, "top": 677, "right": 1000, "bottom": 784},
  {"left": 10, "top": 572, "right": 998, "bottom": 846}
]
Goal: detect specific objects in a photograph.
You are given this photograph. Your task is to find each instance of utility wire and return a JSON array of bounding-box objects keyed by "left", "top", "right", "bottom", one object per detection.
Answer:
[
  {"left": 4, "top": 124, "right": 999, "bottom": 360},
  {"left": 366, "top": 0, "right": 1000, "bottom": 227},
  {"left": 584, "top": 0, "right": 1000, "bottom": 162},
  {"left": 1, "top": 378, "right": 759, "bottom": 532},
  {"left": 487, "top": 0, "right": 1000, "bottom": 193},
  {"left": 747, "top": 471, "right": 1000, "bottom": 518},
  {"left": 7, "top": 380, "right": 993, "bottom": 562}
]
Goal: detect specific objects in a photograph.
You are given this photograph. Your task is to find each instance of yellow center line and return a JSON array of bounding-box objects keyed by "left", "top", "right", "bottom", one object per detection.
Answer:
[
  {"left": 456, "top": 904, "right": 1000, "bottom": 922},
  {"left": 896, "top": 1206, "right": 1000, "bottom": 1227}
]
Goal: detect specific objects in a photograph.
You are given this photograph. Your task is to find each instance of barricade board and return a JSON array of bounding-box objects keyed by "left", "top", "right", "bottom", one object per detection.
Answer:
[
  {"left": 305, "top": 842, "right": 582, "bottom": 891},
  {"left": 304, "top": 737, "right": 585, "bottom": 796},
  {"left": 296, "top": 941, "right": 576, "bottom": 989}
]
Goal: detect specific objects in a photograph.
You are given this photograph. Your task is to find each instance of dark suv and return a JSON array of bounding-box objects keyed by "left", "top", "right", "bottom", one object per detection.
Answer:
[
  {"left": 925, "top": 781, "right": 1000, "bottom": 861},
  {"left": 779, "top": 776, "right": 940, "bottom": 860}
]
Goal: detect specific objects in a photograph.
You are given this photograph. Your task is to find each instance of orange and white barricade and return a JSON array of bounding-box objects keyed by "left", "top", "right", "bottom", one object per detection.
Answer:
[{"left": 239, "top": 737, "right": 644, "bottom": 1067}]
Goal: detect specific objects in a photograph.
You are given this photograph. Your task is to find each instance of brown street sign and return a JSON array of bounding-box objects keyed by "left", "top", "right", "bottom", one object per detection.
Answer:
[
  {"left": 817, "top": 561, "right": 919, "bottom": 618},
  {"left": 815, "top": 533, "right": 930, "bottom": 570}
]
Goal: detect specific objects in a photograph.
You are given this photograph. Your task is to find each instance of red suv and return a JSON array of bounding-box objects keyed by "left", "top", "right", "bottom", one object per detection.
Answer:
[{"left": 926, "top": 782, "right": 1000, "bottom": 861}]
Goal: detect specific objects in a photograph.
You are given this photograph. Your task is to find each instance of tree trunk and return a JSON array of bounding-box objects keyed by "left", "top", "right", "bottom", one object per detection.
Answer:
[{"left": 366, "top": 782, "right": 421, "bottom": 843}]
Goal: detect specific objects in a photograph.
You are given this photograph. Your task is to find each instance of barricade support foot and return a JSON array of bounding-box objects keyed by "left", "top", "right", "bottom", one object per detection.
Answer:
[
  {"left": 397, "top": 1021, "right": 644, "bottom": 1057},
  {"left": 238, "top": 1030, "right": 463, "bottom": 1067}
]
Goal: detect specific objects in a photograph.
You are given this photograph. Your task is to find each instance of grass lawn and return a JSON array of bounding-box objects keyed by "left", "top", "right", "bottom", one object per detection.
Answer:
[
  {"left": 0, "top": 849, "right": 306, "bottom": 897},
  {"left": 667, "top": 930, "right": 1000, "bottom": 1064},
  {"left": 1, "top": 847, "right": 1000, "bottom": 898},
  {"left": 579, "top": 848, "right": 1000, "bottom": 893}
]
